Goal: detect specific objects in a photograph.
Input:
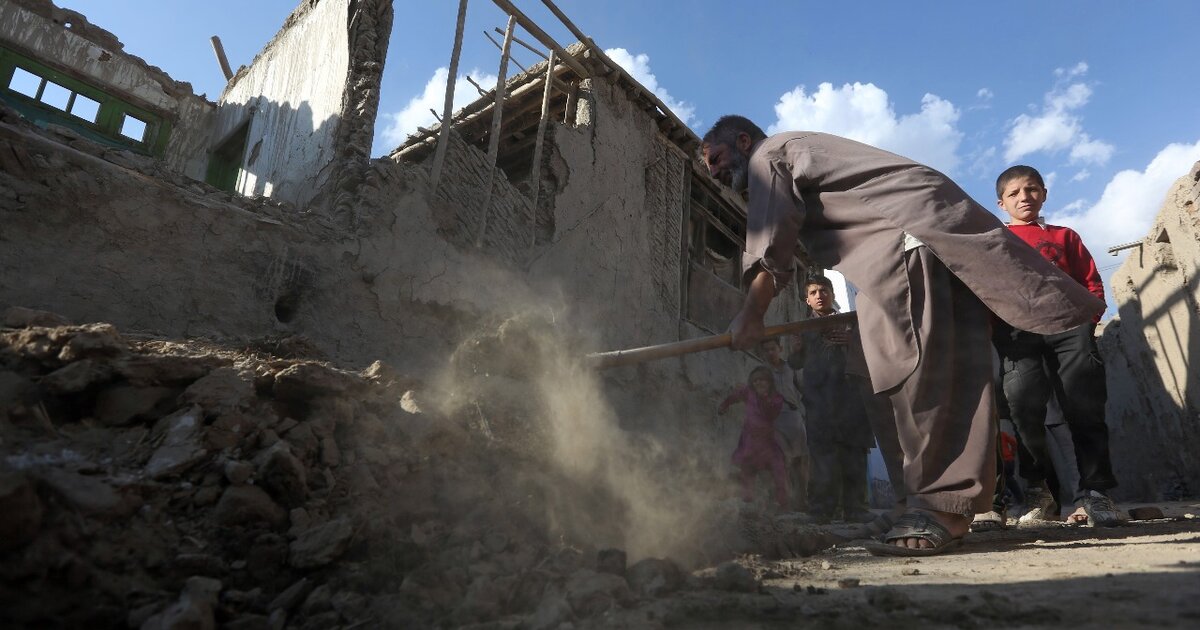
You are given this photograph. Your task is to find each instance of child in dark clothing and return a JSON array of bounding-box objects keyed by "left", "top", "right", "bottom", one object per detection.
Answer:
[
  {"left": 992, "top": 165, "right": 1126, "bottom": 527},
  {"left": 718, "top": 365, "right": 790, "bottom": 510},
  {"left": 789, "top": 275, "right": 874, "bottom": 523}
]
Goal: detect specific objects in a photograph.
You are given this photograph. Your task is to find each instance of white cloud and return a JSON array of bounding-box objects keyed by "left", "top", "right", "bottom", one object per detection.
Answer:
[
  {"left": 1070, "top": 136, "right": 1115, "bottom": 165},
  {"left": 1003, "top": 64, "right": 1114, "bottom": 166},
  {"left": 1069, "top": 169, "right": 1091, "bottom": 183},
  {"left": 1055, "top": 61, "right": 1089, "bottom": 78},
  {"left": 977, "top": 87, "right": 994, "bottom": 100},
  {"left": 1056, "top": 139, "right": 1200, "bottom": 254},
  {"left": 1044, "top": 171, "right": 1059, "bottom": 190},
  {"left": 1060, "top": 199, "right": 1087, "bottom": 213},
  {"left": 768, "top": 82, "right": 964, "bottom": 174},
  {"left": 378, "top": 67, "right": 498, "bottom": 150},
  {"left": 604, "top": 48, "right": 696, "bottom": 126}
]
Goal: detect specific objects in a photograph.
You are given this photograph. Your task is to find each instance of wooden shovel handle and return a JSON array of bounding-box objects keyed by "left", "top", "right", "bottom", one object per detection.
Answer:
[{"left": 586, "top": 311, "right": 857, "bottom": 370}]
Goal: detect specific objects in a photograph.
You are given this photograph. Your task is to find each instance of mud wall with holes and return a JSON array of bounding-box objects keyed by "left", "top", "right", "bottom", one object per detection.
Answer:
[
  {"left": 0, "top": 0, "right": 215, "bottom": 178},
  {"left": 519, "top": 75, "right": 798, "bottom": 445},
  {"left": 0, "top": 106, "right": 544, "bottom": 377},
  {"left": 1101, "top": 161, "right": 1200, "bottom": 501},
  {"left": 212, "top": 0, "right": 390, "bottom": 212}
]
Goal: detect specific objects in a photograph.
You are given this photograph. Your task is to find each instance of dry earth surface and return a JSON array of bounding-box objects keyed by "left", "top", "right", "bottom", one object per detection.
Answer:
[{"left": 1, "top": 307, "right": 1197, "bottom": 629}]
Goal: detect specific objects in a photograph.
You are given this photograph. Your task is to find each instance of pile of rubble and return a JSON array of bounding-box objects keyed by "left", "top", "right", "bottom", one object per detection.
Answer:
[{"left": 0, "top": 307, "right": 830, "bottom": 629}]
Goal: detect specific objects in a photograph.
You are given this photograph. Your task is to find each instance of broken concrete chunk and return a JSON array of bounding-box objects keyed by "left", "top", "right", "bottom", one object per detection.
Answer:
[
  {"left": 563, "top": 569, "right": 632, "bottom": 617},
  {"left": 2, "top": 306, "right": 70, "bottom": 328},
  {"left": 626, "top": 557, "right": 684, "bottom": 598},
  {"left": 223, "top": 460, "right": 254, "bottom": 486},
  {"left": 95, "top": 384, "right": 179, "bottom": 427},
  {"left": 257, "top": 443, "right": 307, "bottom": 508},
  {"left": 714, "top": 562, "right": 759, "bottom": 593},
  {"left": 453, "top": 575, "right": 517, "bottom": 624},
  {"left": 39, "top": 359, "right": 116, "bottom": 394},
  {"left": 528, "top": 591, "right": 573, "bottom": 630},
  {"left": 0, "top": 370, "right": 38, "bottom": 417},
  {"left": 214, "top": 485, "right": 287, "bottom": 528},
  {"left": 0, "top": 472, "right": 43, "bottom": 552},
  {"left": 36, "top": 467, "right": 139, "bottom": 519},
  {"left": 205, "top": 412, "right": 259, "bottom": 451},
  {"left": 181, "top": 367, "right": 256, "bottom": 415},
  {"left": 273, "top": 362, "right": 364, "bottom": 399},
  {"left": 596, "top": 548, "right": 627, "bottom": 576},
  {"left": 173, "top": 553, "right": 229, "bottom": 578},
  {"left": 866, "top": 586, "right": 911, "bottom": 611},
  {"left": 145, "top": 407, "right": 208, "bottom": 479},
  {"left": 289, "top": 517, "right": 354, "bottom": 569},
  {"left": 112, "top": 354, "right": 222, "bottom": 386},
  {"left": 300, "top": 583, "right": 333, "bottom": 616},
  {"left": 319, "top": 436, "right": 340, "bottom": 467},
  {"left": 268, "top": 577, "right": 311, "bottom": 613},
  {"left": 140, "top": 576, "right": 222, "bottom": 630},
  {"left": 57, "top": 323, "right": 127, "bottom": 362}
]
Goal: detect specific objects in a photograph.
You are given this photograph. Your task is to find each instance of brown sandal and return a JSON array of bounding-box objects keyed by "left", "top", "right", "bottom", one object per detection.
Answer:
[{"left": 864, "top": 511, "right": 964, "bottom": 557}]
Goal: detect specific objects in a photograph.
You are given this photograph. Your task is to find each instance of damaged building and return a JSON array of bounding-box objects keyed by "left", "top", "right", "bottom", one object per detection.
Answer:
[
  {"left": 0, "top": 0, "right": 811, "bottom": 450},
  {"left": 2, "top": 0, "right": 1200, "bottom": 626},
  {"left": 2, "top": 0, "right": 1199, "bottom": 501}
]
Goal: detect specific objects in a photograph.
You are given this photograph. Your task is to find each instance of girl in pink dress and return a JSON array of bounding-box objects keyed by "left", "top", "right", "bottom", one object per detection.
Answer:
[{"left": 718, "top": 365, "right": 789, "bottom": 509}]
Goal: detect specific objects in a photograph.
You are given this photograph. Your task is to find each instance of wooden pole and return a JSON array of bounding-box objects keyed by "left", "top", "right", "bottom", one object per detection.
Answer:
[
  {"left": 464, "top": 75, "right": 488, "bottom": 97},
  {"left": 585, "top": 312, "right": 858, "bottom": 370},
  {"left": 484, "top": 30, "right": 529, "bottom": 74},
  {"left": 563, "top": 81, "right": 578, "bottom": 123},
  {"left": 493, "top": 27, "right": 549, "bottom": 61},
  {"left": 476, "top": 15, "right": 516, "bottom": 247},
  {"left": 540, "top": 0, "right": 693, "bottom": 148},
  {"left": 430, "top": 0, "right": 469, "bottom": 191},
  {"left": 528, "top": 51, "right": 556, "bottom": 247},
  {"left": 209, "top": 36, "right": 234, "bottom": 81},
  {"left": 489, "top": 0, "right": 589, "bottom": 78}
]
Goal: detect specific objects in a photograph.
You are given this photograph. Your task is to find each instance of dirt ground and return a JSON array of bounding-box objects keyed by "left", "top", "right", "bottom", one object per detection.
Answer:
[
  {"left": 3, "top": 313, "right": 1199, "bottom": 629},
  {"left": 674, "top": 504, "right": 1200, "bottom": 629}
]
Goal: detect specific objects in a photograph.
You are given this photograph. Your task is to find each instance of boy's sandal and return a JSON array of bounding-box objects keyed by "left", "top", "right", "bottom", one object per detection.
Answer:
[
  {"left": 863, "top": 511, "right": 964, "bottom": 557},
  {"left": 969, "top": 509, "right": 1007, "bottom": 533}
]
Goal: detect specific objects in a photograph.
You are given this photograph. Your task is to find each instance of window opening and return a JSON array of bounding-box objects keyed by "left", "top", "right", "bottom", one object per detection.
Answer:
[
  {"left": 69, "top": 93, "right": 99, "bottom": 122},
  {"left": 39, "top": 80, "right": 71, "bottom": 110},
  {"left": 8, "top": 67, "right": 40, "bottom": 98},
  {"left": 120, "top": 113, "right": 147, "bottom": 142},
  {"left": 1, "top": 47, "right": 169, "bottom": 155}
]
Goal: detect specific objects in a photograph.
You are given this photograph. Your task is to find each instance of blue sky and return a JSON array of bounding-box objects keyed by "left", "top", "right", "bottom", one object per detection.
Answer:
[{"left": 63, "top": 1, "right": 1200, "bottom": 315}]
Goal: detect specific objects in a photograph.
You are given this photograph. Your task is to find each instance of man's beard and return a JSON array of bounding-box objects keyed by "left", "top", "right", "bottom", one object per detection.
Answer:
[{"left": 728, "top": 150, "right": 750, "bottom": 193}]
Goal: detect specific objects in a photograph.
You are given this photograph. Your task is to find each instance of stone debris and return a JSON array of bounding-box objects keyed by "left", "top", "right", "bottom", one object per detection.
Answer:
[
  {"left": 0, "top": 312, "right": 848, "bottom": 628},
  {"left": 144, "top": 406, "right": 208, "bottom": 479},
  {"left": 866, "top": 586, "right": 912, "bottom": 611},
  {"left": 288, "top": 517, "right": 354, "bottom": 568},
  {"left": 0, "top": 472, "right": 42, "bottom": 552},
  {"left": 714, "top": 561, "right": 759, "bottom": 593}
]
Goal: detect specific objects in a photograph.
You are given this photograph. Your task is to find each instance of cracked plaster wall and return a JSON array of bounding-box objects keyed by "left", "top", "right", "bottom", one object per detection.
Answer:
[
  {"left": 213, "top": 0, "right": 359, "bottom": 210},
  {"left": 0, "top": 106, "right": 546, "bottom": 378},
  {"left": 0, "top": 0, "right": 215, "bottom": 179},
  {"left": 421, "top": 130, "right": 535, "bottom": 264},
  {"left": 1101, "top": 161, "right": 1200, "bottom": 500}
]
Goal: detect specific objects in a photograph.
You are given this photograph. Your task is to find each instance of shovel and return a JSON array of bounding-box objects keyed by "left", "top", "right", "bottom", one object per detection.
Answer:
[{"left": 585, "top": 311, "right": 857, "bottom": 369}]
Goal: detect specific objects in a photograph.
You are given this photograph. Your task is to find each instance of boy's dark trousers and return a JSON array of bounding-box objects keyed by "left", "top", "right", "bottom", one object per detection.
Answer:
[
  {"left": 993, "top": 323, "right": 1117, "bottom": 493},
  {"left": 808, "top": 442, "right": 868, "bottom": 518}
]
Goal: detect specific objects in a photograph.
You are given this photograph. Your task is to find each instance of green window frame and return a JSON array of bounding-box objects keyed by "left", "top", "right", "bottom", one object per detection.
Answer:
[{"left": 0, "top": 45, "right": 171, "bottom": 155}]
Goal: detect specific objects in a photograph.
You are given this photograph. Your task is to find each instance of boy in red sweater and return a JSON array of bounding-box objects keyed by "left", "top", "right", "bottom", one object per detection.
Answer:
[{"left": 993, "top": 165, "right": 1126, "bottom": 527}]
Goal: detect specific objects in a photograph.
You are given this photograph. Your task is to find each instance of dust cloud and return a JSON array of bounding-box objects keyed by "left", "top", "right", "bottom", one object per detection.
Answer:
[{"left": 440, "top": 300, "right": 736, "bottom": 566}]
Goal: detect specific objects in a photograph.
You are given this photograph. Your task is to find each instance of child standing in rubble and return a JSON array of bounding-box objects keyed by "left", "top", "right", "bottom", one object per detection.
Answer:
[{"left": 718, "top": 365, "right": 790, "bottom": 510}]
